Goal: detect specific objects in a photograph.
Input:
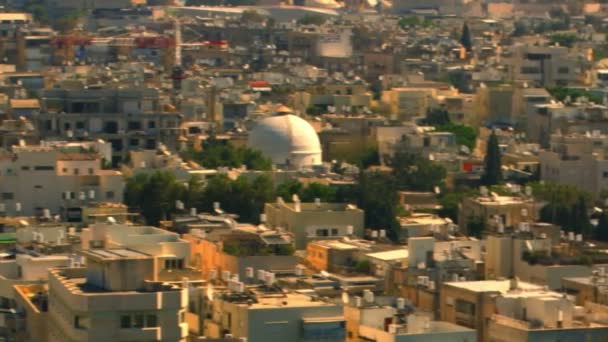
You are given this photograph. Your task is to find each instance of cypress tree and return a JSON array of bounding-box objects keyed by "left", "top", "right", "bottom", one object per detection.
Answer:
[
  {"left": 595, "top": 213, "right": 608, "bottom": 241},
  {"left": 482, "top": 130, "right": 502, "bottom": 185},
  {"left": 460, "top": 22, "right": 472, "bottom": 52}
]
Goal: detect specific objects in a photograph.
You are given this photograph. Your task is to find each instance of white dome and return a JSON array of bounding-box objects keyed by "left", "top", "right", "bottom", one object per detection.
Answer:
[{"left": 248, "top": 114, "right": 322, "bottom": 168}]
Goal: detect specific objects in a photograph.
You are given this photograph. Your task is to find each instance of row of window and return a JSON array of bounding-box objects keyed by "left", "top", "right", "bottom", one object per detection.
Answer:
[
  {"left": 2, "top": 190, "right": 115, "bottom": 201},
  {"left": 18, "top": 165, "right": 54, "bottom": 171},
  {"left": 60, "top": 168, "right": 95, "bottom": 175},
  {"left": 315, "top": 228, "right": 340, "bottom": 237}
]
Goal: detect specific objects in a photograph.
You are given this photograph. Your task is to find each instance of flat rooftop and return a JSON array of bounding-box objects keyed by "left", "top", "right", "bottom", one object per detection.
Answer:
[
  {"left": 366, "top": 248, "right": 409, "bottom": 261},
  {"left": 84, "top": 248, "right": 150, "bottom": 260},
  {"left": 444, "top": 280, "right": 544, "bottom": 293}
]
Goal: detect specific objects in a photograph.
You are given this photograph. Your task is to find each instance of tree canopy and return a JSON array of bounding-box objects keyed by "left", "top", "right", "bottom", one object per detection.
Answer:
[
  {"left": 533, "top": 182, "right": 593, "bottom": 237},
  {"left": 124, "top": 171, "right": 187, "bottom": 225},
  {"left": 297, "top": 14, "right": 327, "bottom": 26},
  {"left": 183, "top": 138, "right": 272, "bottom": 170},
  {"left": 387, "top": 152, "right": 446, "bottom": 192},
  {"left": 437, "top": 123, "right": 477, "bottom": 151}
]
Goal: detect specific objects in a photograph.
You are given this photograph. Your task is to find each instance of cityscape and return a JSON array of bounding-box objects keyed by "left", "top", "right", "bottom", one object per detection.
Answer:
[{"left": 0, "top": 0, "right": 606, "bottom": 341}]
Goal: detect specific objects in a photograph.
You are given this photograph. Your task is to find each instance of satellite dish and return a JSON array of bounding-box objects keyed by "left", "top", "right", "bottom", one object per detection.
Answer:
[{"left": 342, "top": 292, "right": 349, "bottom": 304}]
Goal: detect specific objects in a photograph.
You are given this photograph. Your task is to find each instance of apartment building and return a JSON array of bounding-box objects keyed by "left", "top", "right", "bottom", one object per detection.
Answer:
[
  {"left": 539, "top": 132, "right": 608, "bottom": 195},
  {"left": 36, "top": 86, "right": 182, "bottom": 165},
  {"left": 264, "top": 198, "right": 365, "bottom": 249},
  {"left": 345, "top": 299, "right": 477, "bottom": 342},
  {"left": 80, "top": 223, "right": 195, "bottom": 281},
  {"left": 46, "top": 249, "right": 189, "bottom": 342},
  {"left": 201, "top": 286, "right": 345, "bottom": 342},
  {"left": 0, "top": 143, "right": 124, "bottom": 217},
  {"left": 458, "top": 193, "right": 542, "bottom": 236},
  {"left": 507, "top": 45, "right": 583, "bottom": 86}
]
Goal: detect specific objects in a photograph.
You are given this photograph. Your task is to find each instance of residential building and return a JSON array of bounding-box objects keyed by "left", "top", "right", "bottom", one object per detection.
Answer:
[
  {"left": 80, "top": 223, "right": 195, "bottom": 280},
  {"left": 539, "top": 131, "right": 608, "bottom": 195},
  {"left": 201, "top": 285, "right": 345, "bottom": 342},
  {"left": 345, "top": 300, "right": 477, "bottom": 342},
  {"left": 0, "top": 143, "right": 124, "bottom": 217},
  {"left": 46, "top": 249, "right": 189, "bottom": 342},
  {"left": 183, "top": 224, "right": 298, "bottom": 281},
  {"left": 487, "top": 282, "right": 608, "bottom": 342},
  {"left": 507, "top": 45, "right": 583, "bottom": 86},
  {"left": 36, "top": 85, "right": 182, "bottom": 165},
  {"left": 458, "top": 192, "right": 543, "bottom": 236},
  {"left": 264, "top": 198, "right": 365, "bottom": 249}
]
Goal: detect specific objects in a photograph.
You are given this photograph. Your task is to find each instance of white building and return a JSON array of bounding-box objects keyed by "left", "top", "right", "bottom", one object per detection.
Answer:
[{"left": 247, "top": 111, "right": 323, "bottom": 168}]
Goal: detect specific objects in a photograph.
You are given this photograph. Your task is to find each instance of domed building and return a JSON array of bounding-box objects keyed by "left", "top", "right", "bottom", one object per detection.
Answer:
[{"left": 247, "top": 108, "right": 322, "bottom": 168}]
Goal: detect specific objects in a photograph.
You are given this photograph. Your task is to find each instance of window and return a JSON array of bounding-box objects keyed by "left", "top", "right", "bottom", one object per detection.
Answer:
[
  {"left": 104, "top": 121, "right": 118, "bottom": 134},
  {"left": 64, "top": 122, "right": 71, "bottom": 130},
  {"left": 76, "top": 121, "right": 85, "bottom": 129},
  {"left": 121, "top": 312, "right": 158, "bottom": 329},
  {"left": 148, "top": 121, "right": 156, "bottom": 129},
  {"left": 133, "top": 313, "right": 144, "bottom": 328},
  {"left": 603, "top": 171, "right": 608, "bottom": 178},
  {"left": 316, "top": 229, "right": 328, "bottom": 237},
  {"left": 521, "top": 66, "right": 540, "bottom": 74},
  {"left": 109, "top": 139, "right": 123, "bottom": 151},
  {"left": 2, "top": 193, "right": 13, "bottom": 200},
  {"left": 34, "top": 185, "right": 42, "bottom": 189},
  {"left": 146, "top": 314, "right": 158, "bottom": 327},
  {"left": 120, "top": 315, "right": 131, "bottom": 329},
  {"left": 21, "top": 166, "right": 30, "bottom": 171},
  {"left": 455, "top": 300, "right": 476, "bottom": 315},
  {"left": 74, "top": 168, "right": 79, "bottom": 175},
  {"left": 128, "top": 121, "right": 142, "bottom": 131},
  {"left": 558, "top": 67, "right": 569, "bottom": 74},
  {"left": 165, "top": 258, "right": 185, "bottom": 270},
  {"left": 146, "top": 139, "right": 156, "bottom": 149},
  {"left": 331, "top": 228, "right": 339, "bottom": 236},
  {"left": 129, "top": 139, "right": 139, "bottom": 147},
  {"left": 34, "top": 166, "right": 54, "bottom": 171},
  {"left": 106, "top": 191, "right": 115, "bottom": 199},
  {"left": 62, "top": 168, "right": 67, "bottom": 173},
  {"left": 88, "top": 168, "right": 94, "bottom": 175},
  {"left": 74, "top": 315, "right": 90, "bottom": 329}
]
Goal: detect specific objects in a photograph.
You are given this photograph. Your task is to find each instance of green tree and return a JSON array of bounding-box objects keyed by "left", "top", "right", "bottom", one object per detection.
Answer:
[
  {"left": 124, "top": 171, "right": 187, "bottom": 225},
  {"left": 437, "top": 123, "right": 477, "bottom": 150},
  {"left": 197, "top": 174, "right": 275, "bottom": 223},
  {"left": 297, "top": 14, "right": 327, "bottom": 26},
  {"left": 595, "top": 213, "right": 608, "bottom": 241},
  {"left": 482, "top": 130, "right": 502, "bottom": 186},
  {"left": 358, "top": 171, "right": 400, "bottom": 241},
  {"left": 355, "top": 259, "right": 371, "bottom": 273},
  {"left": 276, "top": 181, "right": 337, "bottom": 203},
  {"left": 348, "top": 146, "right": 380, "bottom": 169},
  {"left": 183, "top": 138, "right": 272, "bottom": 170},
  {"left": 460, "top": 22, "right": 472, "bottom": 52},
  {"left": 467, "top": 215, "right": 486, "bottom": 238},
  {"left": 240, "top": 10, "right": 266, "bottom": 24},
  {"left": 549, "top": 33, "right": 578, "bottom": 48},
  {"left": 534, "top": 182, "right": 592, "bottom": 234},
  {"left": 387, "top": 152, "right": 447, "bottom": 192},
  {"left": 422, "top": 107, "right": 451, "bottom": 126}
]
